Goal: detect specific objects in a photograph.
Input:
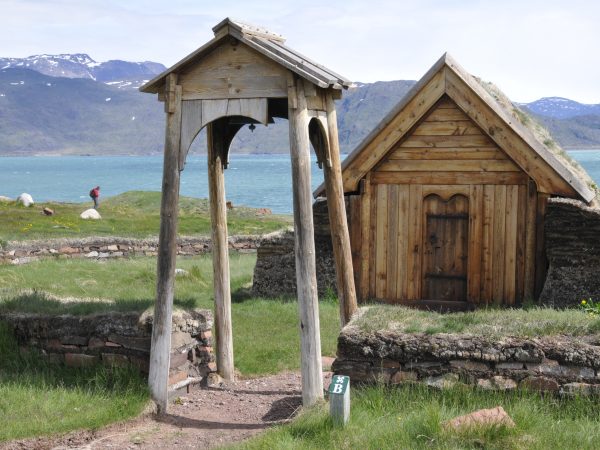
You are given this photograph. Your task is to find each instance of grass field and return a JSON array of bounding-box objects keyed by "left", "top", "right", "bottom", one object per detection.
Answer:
[
  {"left": 2, "top": 253, "right": 600, "bottom": 447},
  {"left": 0, "top": 321, "right": 149, "bottom": 442},
  {"left": 0, "top": 191, "right": 291, "bottom": 242},
  {"left": 0, "top": 253, "right": 340, "bottom": 442},
  {"left": 234, "top": 383, "right": 600, "bottom": 450},
  {"left": 354, "top": 304, "right": 600, "bottom": 338}
]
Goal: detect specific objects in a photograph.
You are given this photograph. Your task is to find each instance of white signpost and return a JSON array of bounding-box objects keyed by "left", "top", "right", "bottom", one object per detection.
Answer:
[{"left": 328, "top": 375, "right": 350, "bottom": 426}]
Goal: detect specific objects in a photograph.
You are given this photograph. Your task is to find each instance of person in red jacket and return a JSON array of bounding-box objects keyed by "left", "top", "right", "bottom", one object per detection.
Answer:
[{"left": 89, "top": 186, "right": 100, "bottom": 209}]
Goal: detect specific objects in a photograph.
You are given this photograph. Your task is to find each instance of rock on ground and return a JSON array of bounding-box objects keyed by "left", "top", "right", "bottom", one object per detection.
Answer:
[
  {"left": 444, "top": 406, "right": 515, "bottom": 431},
  {"left": 80, "top": 209, "right": 101, "bottom": 220},
  {"left": 0, "top": 195, "right": 13, "bottom": 202},
  {"left": 16, "top": 193, "right": 34, "bottom": 207}
]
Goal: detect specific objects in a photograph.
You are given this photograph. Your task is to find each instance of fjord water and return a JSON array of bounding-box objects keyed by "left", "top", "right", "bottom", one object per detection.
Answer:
[
  {"left": 0, "top": 154, "right": 326, "bottom": 214},
  {"left": 1, "top": 150, "right": 599, "bottom": 214}
]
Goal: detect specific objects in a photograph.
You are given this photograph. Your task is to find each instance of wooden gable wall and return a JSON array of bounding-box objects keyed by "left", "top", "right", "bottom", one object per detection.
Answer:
[
  {"left": 349, "top": 95, "right": 541, "bottom": 307},
  {"left": 178, "top": 41, "right": 289, "bottom": 100}
]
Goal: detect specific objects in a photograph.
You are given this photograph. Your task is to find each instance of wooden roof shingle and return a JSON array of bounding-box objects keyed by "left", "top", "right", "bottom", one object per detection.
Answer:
[{"left": 140, "top": 18, "right": 351, "bottom": 94}]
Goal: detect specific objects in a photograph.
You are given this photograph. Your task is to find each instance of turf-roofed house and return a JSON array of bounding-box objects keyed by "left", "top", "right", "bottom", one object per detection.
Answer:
[{"left": 311, "top": 53, "right": 597, "bottom": 310}]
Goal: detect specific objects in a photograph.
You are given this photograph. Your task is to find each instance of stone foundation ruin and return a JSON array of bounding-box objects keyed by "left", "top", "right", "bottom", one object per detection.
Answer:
[
  {"left": 332, "top": 322, "right": 600, "bottom": 396},
  {"left": 0, "top": 308, "right": 216, "bottom": 392}
]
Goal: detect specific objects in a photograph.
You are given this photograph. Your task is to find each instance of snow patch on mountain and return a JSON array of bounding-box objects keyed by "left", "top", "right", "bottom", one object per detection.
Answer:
[
  {"left": 520, "top": 97, "right": 600, "bottom": 119},
  {"left": 0, "top": 54, "right": 166, "bottom": 89}
]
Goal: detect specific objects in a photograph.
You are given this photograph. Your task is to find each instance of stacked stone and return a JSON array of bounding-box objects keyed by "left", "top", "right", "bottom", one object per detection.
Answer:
[
  {"left": 0, "top": 235, "right": 260, "bottom": 265},
  {"left": 0, "top": 308, "right": 216, "bottom": 389},
  {"left": 540, "top": 198, "right": 600, "bottom": 307},
  {"left": 252, "top": 198, "right": 341, "bottom": 298},
  {"left": 332, "top": 327, "right": 600, "bottom": 396}
]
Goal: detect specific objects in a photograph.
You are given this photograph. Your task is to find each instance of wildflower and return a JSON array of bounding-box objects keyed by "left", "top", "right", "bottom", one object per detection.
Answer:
[{"left": 582, "top": 300, "right": 587, "bottom": 305}]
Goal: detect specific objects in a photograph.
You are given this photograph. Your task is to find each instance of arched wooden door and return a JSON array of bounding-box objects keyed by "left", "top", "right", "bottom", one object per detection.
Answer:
[{"left": 421, "top": 194, "right": 469, "bottom": 301}]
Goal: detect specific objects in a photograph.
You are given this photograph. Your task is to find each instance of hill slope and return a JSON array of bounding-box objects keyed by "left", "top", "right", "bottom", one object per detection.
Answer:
[
  {"left": 0, "top": 68, "right": 164, "bottom": 154},
  {"left": 0, "top": 65, "right": 599, "bottom": 154}
]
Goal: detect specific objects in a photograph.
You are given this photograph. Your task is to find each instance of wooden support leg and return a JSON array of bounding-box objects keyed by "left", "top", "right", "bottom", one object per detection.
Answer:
[
  {"left": 207, "top": 122, "right": 234, "bottom": 381},
  {"left": 149, "top": 74, "right": 182, "bottom": 414},
  {"left": 324, "top": 92, "right": 358, "bottom": 327},
  {"left": 288, "top": 78, "right": 323, "bottom": 406}
]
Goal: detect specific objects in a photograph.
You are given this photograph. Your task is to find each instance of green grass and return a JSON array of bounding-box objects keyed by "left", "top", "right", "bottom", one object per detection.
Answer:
[
  {"left": 0, "top": 321, "right": 149, "bottom": 442},
  {"left": 0, "top": 190, "right": 291, "bottom": 242},
  {"left": 0, "top": 253, "right": 340, "bottom": 375},
  {"left": 234, "top": 383, "right": 600, "bottom": 450},
  {"left": 353, "top": 304, "right": 600, "bottom": 338},
  {"left": 0, "top": 253, "right": 340, "bottom": 442}
]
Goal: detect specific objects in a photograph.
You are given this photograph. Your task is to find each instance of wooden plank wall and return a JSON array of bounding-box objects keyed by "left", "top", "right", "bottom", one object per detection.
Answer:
[{"left": 351, "top": 96, "right": 535, "bottom": 306}]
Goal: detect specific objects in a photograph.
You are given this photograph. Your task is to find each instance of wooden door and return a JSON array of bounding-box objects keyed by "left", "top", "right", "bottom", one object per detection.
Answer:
[{"left": 422, "top": 194, "right": 469, "bottom": 301}]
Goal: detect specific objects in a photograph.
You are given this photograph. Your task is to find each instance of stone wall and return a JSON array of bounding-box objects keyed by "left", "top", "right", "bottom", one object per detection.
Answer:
[
  {"left": 332, "top": 325, "right": 600, "bottom": 395},
  {"left": 251, "top": 199, "right": 338, "bottom": 298},
  {"left": 0, "top": 308, "right": 215, "bottom": 391},
  {"left": 0, "top": 235, "right": 259, "bottom": 265},
  {"left": 540, "top": 198, "right": 600, "bottom": 307}
]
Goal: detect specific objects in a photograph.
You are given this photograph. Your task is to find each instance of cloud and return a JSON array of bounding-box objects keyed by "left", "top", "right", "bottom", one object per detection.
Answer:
[{"left": 2, "top": 0, "right": 599, "bottom": 102}]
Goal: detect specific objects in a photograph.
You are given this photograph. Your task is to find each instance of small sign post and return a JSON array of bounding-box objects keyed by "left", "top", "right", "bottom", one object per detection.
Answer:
[{"left": 328, "top": 375, "right": 350, "bottom": 426}]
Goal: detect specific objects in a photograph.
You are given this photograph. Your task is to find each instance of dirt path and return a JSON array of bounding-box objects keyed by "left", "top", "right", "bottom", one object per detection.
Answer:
[{"left": 2, "top": 371, "right": 333, "bottom": 450}]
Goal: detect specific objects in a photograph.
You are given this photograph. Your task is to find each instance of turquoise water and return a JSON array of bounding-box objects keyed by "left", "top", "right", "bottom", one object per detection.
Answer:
[
  {"left": 1, "top": 150, "right": 599, "bottom": 214},
  {"left": 0, "top": 154, "right": 326, "bottom": 214}
]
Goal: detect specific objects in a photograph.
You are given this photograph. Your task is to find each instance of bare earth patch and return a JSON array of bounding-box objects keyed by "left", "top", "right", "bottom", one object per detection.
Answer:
[{"left": 1, "top": 371, "right": 333, "bottom": 450}]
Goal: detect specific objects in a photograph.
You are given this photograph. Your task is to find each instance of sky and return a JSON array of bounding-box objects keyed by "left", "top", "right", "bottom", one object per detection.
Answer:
[{"left": 1, "top": 0, "right": 599, "bottom": 103}]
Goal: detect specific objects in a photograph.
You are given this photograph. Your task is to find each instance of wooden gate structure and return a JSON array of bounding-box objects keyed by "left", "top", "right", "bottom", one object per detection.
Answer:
[{"left": 140, "top": 18, "right": 357, "bottom": 413}]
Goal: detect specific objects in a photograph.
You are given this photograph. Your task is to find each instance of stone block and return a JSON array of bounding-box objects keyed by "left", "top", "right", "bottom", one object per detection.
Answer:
[
  {"left": 520, "top": 376, "right": 560, "bottom": 392},
  {"left": 107, "top": 334, "right": 150, "bottom": 352},
  {"left": 168, "top": 370, "right": 188, "bottom": 386},
  {"left": 45, "top": 339, "right": 62, "bottom": 351},
  {"left": 65, "top": 353, "right": 99, "bottom": 368},
  {"left": 477, "top": 376, "right": 517, "bottom": 391},
  {"left": 390, "top": 371, "right": 417, "bottom": 384},
  {"left": 382, "top": 359, "right": 401, "bottom": 369},
  {"left": 534, "top": 363, "right": 595, "bottom": 380},
  {"left": 106, "top": 245, "right": 119, "bottom": 251},
  {"left": 406, "top": 361, "right": 445, "bottom": 370},
  {"left": 560, "top": 382, "right": 594, "bottom": 396},
  {"left": 425, "top": 373, "right": 459, "bottom": 390},
  {"left": 170, "top": 351, "right": 190, "bottom": 369},
  {"left": 88, "top": 337, "right": 105, "bottom": 349},
  {"left": 496, "top": 362, "right": 525, "bottom": 370},
  {"left": 444, "top": 406, "right": 515, "bottom": 431},
  {"left": 59, "top": 247, "right": 79, "bottom": 254},
  {"left": 60, "top": 336, "right": 89, "bottom": 346},
  {"left": 206, "top": 372, "right": 224, "bottom": 388},
  {"left": 171, "top": 332, "right": 195, "bottom": 350},
  {"left": 102, "top": 353, "right": 130, "bottom": 367},
  {"left": 450, "top": 360, "right": 489, "bottom": 371}
]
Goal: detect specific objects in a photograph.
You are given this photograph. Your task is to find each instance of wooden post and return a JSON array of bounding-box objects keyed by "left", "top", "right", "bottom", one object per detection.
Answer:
[
  {"left": 288, "top": 77, "right": 323, "bottom": 406},
  {"left": 324, "top": 91, "right": 358, "bottom": 326},
  {"left": 149, "top": 73, "right": 182, "bottom": 414},
  {"left": 207, "top": 122, "right": 235, "bottom": 382}
]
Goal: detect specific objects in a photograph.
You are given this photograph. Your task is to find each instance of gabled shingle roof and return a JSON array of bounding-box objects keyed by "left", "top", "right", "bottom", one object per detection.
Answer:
[
  {"left": 140, "top": 18, "right": 351, "bottom": 94},
  {"left": 314, "top": 53, "right": 595, "bottom": 204}
]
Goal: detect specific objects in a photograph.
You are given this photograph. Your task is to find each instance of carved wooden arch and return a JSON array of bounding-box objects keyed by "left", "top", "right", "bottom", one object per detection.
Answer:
[
  {"left": 308, "top": 115, "right": 332, "bottom": 169},
  {"left": 179, "top": 98, "right": 269, "bottom": 170}
]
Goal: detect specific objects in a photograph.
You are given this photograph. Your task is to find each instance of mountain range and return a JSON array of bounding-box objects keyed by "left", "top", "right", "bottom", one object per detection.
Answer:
[{"left": 0, "top": 54, "right": 599, "bottom": 155}]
